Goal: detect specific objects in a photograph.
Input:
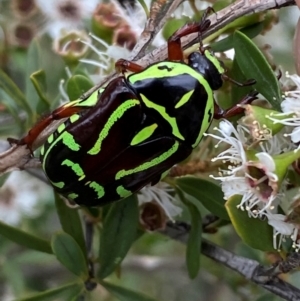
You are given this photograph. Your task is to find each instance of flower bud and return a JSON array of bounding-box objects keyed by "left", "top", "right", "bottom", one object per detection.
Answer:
[
  {"left": 11, "top": 0, "right": 39, "bottom": 19},
  {"left": 139, "top": 202, "right": 167, "bottom": 231},
  {"left": 53, "top": 30, "right": 91, "bottom": 65},
  {"left": 112, "top": 24, "right": 137, "bottom": 50},
  {"left": 8, "top": 22, "right": 36, "bottom": 48},
  {"left": 91, "top": 3, "right": 123, "bottom": 44},
  {"left": 241, "top": 105, "right": 289, "bottom": 140}
]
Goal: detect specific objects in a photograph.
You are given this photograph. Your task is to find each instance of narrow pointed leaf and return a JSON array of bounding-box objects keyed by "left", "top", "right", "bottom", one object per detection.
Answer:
[
  {"left": 176, "top": 177, "right": 229, "bottom": 220},
  {"left": 101, "top": 281, "right": 160, "bottom": 301},
  {"left": 136, "top": 0, "right": 149, "bottom": 16},
  {"left": 0, "top": 90, "right": 24, "bottom": 129},
  {"left": 2, "top": 261, "right": 25, "bottom": 296},
  {"left": 26, "top": 39, "right": 44, "bottom": 117},
  {"left": 186, "top": 203, "right": 202, "bottom": 279},
  {"left": 66, "top": 75, "right": 94, "bottom": 101},
  {"left": 226, "top": 195, "right": 274, "bottom": 251},
  {"left": 51, "top": 232, "right": 89, "bottom": 279},
  {"left": 0, "top": 69, "right": 33, "bottom": 119},
  {"left": 16, "top": 282, "right": 84, "bottom": 301},
  {"left": 230, "top": 58, "right": 253, "bottom": 104},
  {"left": 211, "top": 22, "right": 264, "bottom": 52},
  {"left": 233, "top": 31, "right": 281, "bottom": 110},
  {"left": 55, "top": 194, "right": 86, "bottom": 259},
  {"left": 98, "top": 195, "right": 139, "bottom": 279},
  {"left": 30, "top": 70, "right": 51, "bottom": 113},
  {"left": 0, "top": 221, "right": 52, "bottom": 254}
]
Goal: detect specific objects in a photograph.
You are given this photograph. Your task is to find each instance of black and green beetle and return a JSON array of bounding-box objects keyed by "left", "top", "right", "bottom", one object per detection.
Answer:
[{"left": 12, "top": 14, "right": 256, "bottom": 207}]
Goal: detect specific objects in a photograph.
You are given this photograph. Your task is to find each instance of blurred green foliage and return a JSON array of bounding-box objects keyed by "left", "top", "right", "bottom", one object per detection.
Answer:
[{"left": 0, "top": 0, "right": 298, "bottom": 300}]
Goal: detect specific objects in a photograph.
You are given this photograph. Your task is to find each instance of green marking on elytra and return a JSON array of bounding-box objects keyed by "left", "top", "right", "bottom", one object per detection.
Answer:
[
  {"left": 129, "top": 61, "right": 189, "bottom": 83},
  {"left": 63, "top": 89, "right": 103, "bottom": 109},
  {"left": 140, "top": 94, "right": 184, "bottom": 140},
  {"left": 175, "top": 90, "right": 194, "bottom": 109},
  {"left": 129, "top": 61, "right": 214, "bottom": 147},
  {"left": 116, "top": 186, "right": 132, "bottom": 198},
  {"left": 88, "top": 99, "right": 140, "bottom": 155},
  {"left": 63, "top": 99, "right": 81, "bottom": 108},
  {"left": 79, "top": 175, "right": 85, "bottom": 181},
  {"left": 191, "top": 84, "right": 214, "bottom": 148},
  {"left": 204, "top": 50, "right": 225, "bottom": 74},
  {"left": 62, "top": 159, "right": 85, "bottom": 178},
  {"left": 47, "top": 134, "right": 54, "bottom": 144},
  {"left": 89, "top": 181, "right": 104, "bottom": 198},
  {"left": 68, "top": 193, "right": 78, "bottom": 200},
  {"left": 70, "top": 114, "right": 80, "bottom": 123},
  {"left": 40, "top": 146, "right": 45, "bottom": 156},
  {"left": 61, "top": 132, "right": 81, "bottom": 151},
  {"left": 115, "top": 141, "right": 179, "bottom": 180},
  {"left": 57, "top": 123, "right": 66, "bottom": 133},
  {"left": 77, "top": 89, "right": 101, "bottom": 107},
  {"left": 51, "top": 181, "right": 65, "bottom": 189},
  {"left": 130, "top": 123, "right": 158, "bottom": 146}
]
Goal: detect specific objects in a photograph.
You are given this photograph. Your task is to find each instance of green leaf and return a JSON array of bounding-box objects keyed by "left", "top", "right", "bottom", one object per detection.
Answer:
[
  {"left": 136, "top": 0, "right": 149, "bottom": 17},
  {"left": 0, "top": 69, "right": 33, "bottom": 120},
  {"left": 2, "top": 261, "right": 25, "bottom": 297},
  {"left": 55, "top": 194, "right": 86, "bottom": 259},
  {"left": 26, "top": 39, "right": 44, "bottom": 118},
  {"left": 101, "top": 281, "right": 160, "bottom": 301},
  {"left": 0, "top": 89, "right": 24, "bottom": 130},
  {"left": 211, "top": 22, "right": 264, "bottom": 52},
  {"left": 233, "top": 31, "right": 281, "bottom": 110},
  {"left": 0, "top": 221, "right": 52, "bottom": 254},
  {"left": 30, "top": 70, "right": 51, "bottom": 113},
  {"left": 98, "top": 195, "right": 139, "bottom": 279},
  {"left": 0, "top": 173, "right": 9, "bottom": 188},
  {"left": 230, "top": 58, "right": 253, "bottom": 105},
  {"left": 186, "top": 203, "right": 202, "bottom": 279},
  {"left": 176, "top": 177, "right": 229, "bottom": 220},
  {"left": 66, "top": 75, "right": 94, "bottom": 101},
  {"left": 255, "top": 294, "right": 279, "bottom": 301},
  {"left": 16, "top": 282, "right": 84, "bottom": 301},
  {"left": 51, "top": 231, "right": 89, "bottom": 279},
  {"left": 225, "top": 195, "right": 274, "bottom": 251},
  {"left": 162, "top": 16, "right": 191, "bottom": 40}
]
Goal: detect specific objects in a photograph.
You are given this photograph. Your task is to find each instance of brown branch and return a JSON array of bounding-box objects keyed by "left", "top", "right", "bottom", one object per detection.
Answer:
[
  {"left": 160, "top": 221, "right": 300, "bottom": 301},
  {"left": 0, "top": 0, "right": 295, "bottom": 175},
  {"left": 82, "top": 0, "right": 296, "bottom": 97}
]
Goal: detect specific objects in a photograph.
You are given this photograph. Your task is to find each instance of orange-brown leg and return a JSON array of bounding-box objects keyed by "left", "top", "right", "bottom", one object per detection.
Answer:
[
  {"left": 214, "top": 91, "right": 258, "bottom": 119},
  {"left": 115, "top": 59, "right": 145, "bottom": 74},
  {"left": 9, "top": 105, "right": 84, "bottom": 150},
  {"left": 167, "top": 7, "right": 213, "bottom": 61}
]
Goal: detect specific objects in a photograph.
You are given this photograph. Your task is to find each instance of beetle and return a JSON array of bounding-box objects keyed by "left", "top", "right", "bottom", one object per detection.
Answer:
[{"left": 10, "top": 11, "right": 256, "bottom": 207}]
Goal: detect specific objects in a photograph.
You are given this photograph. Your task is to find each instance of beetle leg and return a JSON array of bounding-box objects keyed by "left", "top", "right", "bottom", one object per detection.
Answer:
[
  {"left": 115, "top": 59, "right": 145, "bottom": 74},
  {"left": 9, "top": 104, "right": 84, "bottom": 150},
  {"left": 167, "top": 7, "right": 213, "bottom": 61},
  {"left": 214, "top": 90, "right": 258, "bottom": 119},
  {"left": 222, "top": 74, "right": 256, "bottom": 87}
]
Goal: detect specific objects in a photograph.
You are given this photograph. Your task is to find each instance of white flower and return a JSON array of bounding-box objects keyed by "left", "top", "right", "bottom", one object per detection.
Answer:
[
  {"left": 111, "top": 0, "right": 146, "bottom": 38},
  {"left": 206, "top": 120, "right": 279, "bottom": 217},
  {"left": 0, "top": 171, "right": 52, "bottom": 225},
  {"left": 265, "top": 211, "right": 300, "bottom": 251},
  {"left": 79, "top": 33, "right": 131, "bottom": 83},
  {"left": 36, "top": 0, "right": 99, "bottom": 38},
  {"left": 266, "top": 74, "right": 300, "bottom": 146},
  {"left": 138, "top": 182, "right": 182, "bottom": 220},
  {"left": 259, "top": 133, "right": 292, "bottom": 155}
]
